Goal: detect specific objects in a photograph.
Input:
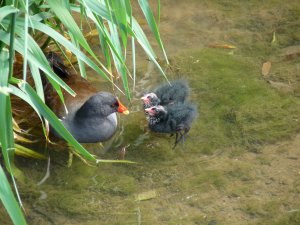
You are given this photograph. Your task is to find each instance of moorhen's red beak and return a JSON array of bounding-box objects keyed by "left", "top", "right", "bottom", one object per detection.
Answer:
[{"left": 117, "top": 99, "right": 129, "bottom": 115}]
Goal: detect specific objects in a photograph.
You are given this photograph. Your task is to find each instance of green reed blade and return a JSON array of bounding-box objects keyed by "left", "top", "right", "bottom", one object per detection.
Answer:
[
  {"left": 138, "top": 0, "right": 168, "bottom": 64},
  {"left": 0, "top": 5, "right": 19, "bottom": 22},
  {"left": 0, "top": 49, "right": 27, "bottom": 225},
  {"left": 0, "top": 164, "right": 27, "bottom": 225}
]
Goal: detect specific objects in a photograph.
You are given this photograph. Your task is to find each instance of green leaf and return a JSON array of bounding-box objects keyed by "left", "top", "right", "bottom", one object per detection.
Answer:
[
  {"left": 0, "top": 49, "right": 14, "bottom": 172},
  {"left": 10, "top": 83, "right": 49, "bottom": 138},
  {"left": 28, "top": 62, "right": 45, "bottom": 102},
  {"left": 15, "top": 144, "right": 46, "bottom": 160},
  {"left": 10, "top": 84, "right": 46, "bottom": 131},
  {"left": 109, "top": 0, "right": 128, "bottom": 49},
  {"left": 79, "top": 0, "right": 110, "bottom": 20},
  {"left": 0, "top": 49, "right": 27, "bottom": 225},
  {"left": 131, "top": 37, "right": 136, "bottom": 89},
  {"left": 16, "top": 17, "right": 111, "bottom": 82},
  {"left": 77, "top": 2, "right": 128, "bottom": 76},
  {"left": 0, "top": 164, "right": 27, "bottom": 225},
  {"left": 0, "top": 5, "right": 19, "bottom": 22},
  {"left": 69, "top": 33, "right": 87, "bottom": 78},
  {"left": 0, "top": 29, "right": 75, "bottom": 98},
  {"left": 138, "top": 0, "right": 168, "bottom": 63},
  {"left": 47, "top": 0, "right": 108, "bottom": 72},
  {"left": 129, "top": 18, "right": 169, "bottom": 83},
  {"left": 108, "top": 23, "right": 130, "bottom": 99}
]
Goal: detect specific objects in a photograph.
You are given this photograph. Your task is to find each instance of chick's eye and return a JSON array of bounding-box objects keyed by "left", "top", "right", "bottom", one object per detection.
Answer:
[{"left": 147, "top": 96, "right": 151, "bottom": 99}]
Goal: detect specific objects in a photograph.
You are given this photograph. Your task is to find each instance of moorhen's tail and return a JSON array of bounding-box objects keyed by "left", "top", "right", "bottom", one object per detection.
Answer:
[
  {"left": 41, "top": 52, "right": 71, "bottom": 110},
  {"left": 45, "top": 52, "right": 70, "bottom": 79}
]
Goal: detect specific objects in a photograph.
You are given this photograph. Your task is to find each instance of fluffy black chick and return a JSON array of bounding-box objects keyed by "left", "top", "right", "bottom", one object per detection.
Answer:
[
  {"left": 145, "top": 103, "right": 197, "bottom": 148},
  {"left": 141, "top": 80, "right": 189, "bottom": 108}
]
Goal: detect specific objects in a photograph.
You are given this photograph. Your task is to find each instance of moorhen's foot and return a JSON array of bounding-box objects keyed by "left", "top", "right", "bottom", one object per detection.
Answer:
[
  {"left": 173, "top": 127, "right": 191, "bottom": 149},
  {"left": 173, "top": 131, "right": 183, "bottom": 149}
]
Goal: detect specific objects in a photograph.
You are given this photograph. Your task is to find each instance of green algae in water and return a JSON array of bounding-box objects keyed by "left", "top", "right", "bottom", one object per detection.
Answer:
[
  {"left": 12, "top": 1, "right": 300, "bottom": 223},
  {"left": 173, "top": 48, "right": 300, "bottom": 154}
]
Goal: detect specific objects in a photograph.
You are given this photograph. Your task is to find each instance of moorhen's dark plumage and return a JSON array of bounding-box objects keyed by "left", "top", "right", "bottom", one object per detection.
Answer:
[
  {"left": 141, "top": 80, "right": 189, "bottom": 108},
  {"left": 144, "top": 103, "right": 197, "bottom": 148},
  {"left": 44, "top": 52, "right": 129, "bottom": 143}
]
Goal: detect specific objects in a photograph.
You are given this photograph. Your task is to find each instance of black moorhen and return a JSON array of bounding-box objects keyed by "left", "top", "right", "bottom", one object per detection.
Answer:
[
  {"left": 141, "top": 80, "right": 189, "bottom": 108},
  {"left": 44, "top": 52, "right": 129, "bottom": 143},
  {"left": 144, "top": 103, "right": 197, "bottom": 148}
]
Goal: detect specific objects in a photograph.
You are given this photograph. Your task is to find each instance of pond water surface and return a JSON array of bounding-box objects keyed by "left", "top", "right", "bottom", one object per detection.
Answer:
[{"left": 2, "top": 1, "right": 300, "bottom": 225}]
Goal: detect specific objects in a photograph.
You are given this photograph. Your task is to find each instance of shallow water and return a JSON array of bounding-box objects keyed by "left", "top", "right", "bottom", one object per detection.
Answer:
[{"left": 2, "top": 1, "right": 300, "bottom": 224}]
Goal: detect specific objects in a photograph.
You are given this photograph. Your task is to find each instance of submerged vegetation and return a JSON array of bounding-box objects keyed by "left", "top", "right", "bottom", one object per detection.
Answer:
[
  {"left": 0, "top": 0, "right": 167, "bottom": 224},
  {"left": 1, "top": 0, "right": 300, "bottom": 224},
  {"left": 179, "top": 49, "right": 300, "bottom": 154}
]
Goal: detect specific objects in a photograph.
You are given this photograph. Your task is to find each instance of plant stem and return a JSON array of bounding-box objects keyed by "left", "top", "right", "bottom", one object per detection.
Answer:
[{"left": 8, "top": 12, "right": 17, "bottom": 81}]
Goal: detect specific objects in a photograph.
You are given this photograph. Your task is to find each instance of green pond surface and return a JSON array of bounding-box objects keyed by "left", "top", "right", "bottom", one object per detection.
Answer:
[{"left": 2, "top": 0, "right": 300, "bottom": 224}]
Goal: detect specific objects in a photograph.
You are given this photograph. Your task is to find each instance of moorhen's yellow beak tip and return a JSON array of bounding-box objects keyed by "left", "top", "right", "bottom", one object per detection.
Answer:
[{"left": 123, "top": 110, "right": 130, "bottom": 115}]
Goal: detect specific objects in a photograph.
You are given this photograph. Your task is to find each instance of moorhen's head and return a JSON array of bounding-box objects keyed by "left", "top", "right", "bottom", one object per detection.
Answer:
[
  {"left": 76, "top": 92, "right": 129, "bottom": 118},
  {"left": 141, "top": 93, "right": 160, "bottom": 108},
  {"left": 145, "top": 105, "right": 167, "bottom": 118}
]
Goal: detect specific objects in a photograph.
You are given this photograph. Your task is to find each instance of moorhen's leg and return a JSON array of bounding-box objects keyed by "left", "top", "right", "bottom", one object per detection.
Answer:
[
  {"left": 172, "top": 132, "right": 179, "bottom": 149},
  {"left": 182, "top": 127, "right": 190, "bottom": 143},
  {"left": 173, "top": 130, "right": 184, "bottom": 149}
]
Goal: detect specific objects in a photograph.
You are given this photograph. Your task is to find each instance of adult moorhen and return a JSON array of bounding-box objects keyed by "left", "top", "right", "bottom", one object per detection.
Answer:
[
  {"left": 44, "top": 52, "right": 129, "bottom": 143},
  {"left": 144, "top": 103, "right": 197, "bottom": 148},
  {"left": 141, "top": 80, "right": 189, "bottom": 108}
]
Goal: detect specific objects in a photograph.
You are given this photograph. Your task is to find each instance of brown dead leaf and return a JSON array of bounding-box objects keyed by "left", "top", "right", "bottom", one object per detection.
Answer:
[
  {"left": 262, "top": 61, "right": 271, "bottom": 77},
  {"left": 280, "top": 45, "right": 300, "bottom": 60},
  {"left": 208, "top": 44, "right": 236, "bottom": 49},
  {"left": 268, "top": 80, "right": 293, "bottom": 94},
  {"left": 85, "top": 29, "right": 99, "bottom": 38},
  {"left": 136, "top": 190, "right": 157, "bottom": 201}
]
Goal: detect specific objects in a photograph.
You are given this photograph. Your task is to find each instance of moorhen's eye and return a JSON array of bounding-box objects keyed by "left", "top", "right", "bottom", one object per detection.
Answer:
[{"left": 111, "top": 102, "right": 119, "bottom": 108}]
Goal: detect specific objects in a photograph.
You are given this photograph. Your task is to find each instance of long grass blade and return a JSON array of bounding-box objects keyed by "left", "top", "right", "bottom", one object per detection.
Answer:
[
  {"left": 109, "top": 21, "right": 130, "bottom": 99},
  {"left": 28, "top": 62, "right": 45, "bottom": 102},
  {"left": 109, "top": 0, "right": 128, "bottom": 50},
  {"left": 22, "top": 0, "right": 30, "bottom": 82},
  {"left": 78, "top": 2, "right": 128, "bottom": 76},
  {"left": 47, "top": 0, "right": 110, "bottom": 75},
  {"left": 138, "top": 0, "right": 168, "bottom": 64},
  {"left": 0, "top": 49, "right": 27, "bottom": 225},
  {"left": 104, "top": 0, "right": 130, "bottom": 99},
  {"left": 129, "top": 19, "right": 169, "bottom": 83},
  {"left": 0, "top": 5, "right": 19, "bottom": 22},
  {"left": 132, "top": 37, "right": 136, "bottom": 89},
  {"left": 0, "top": 164, "right": 27, "bottom": 225},
  {"left": 14, "top": 17, "right": 112, "bottom": 82},
  {"left": 0, "top": 49, "right": 14, "bottom": 172},
  {"left": 0, "top": 30, "right": 75, "bottom": 98},
  {"left": 15, "top": 144, "right": 46, "bottom": 160}
]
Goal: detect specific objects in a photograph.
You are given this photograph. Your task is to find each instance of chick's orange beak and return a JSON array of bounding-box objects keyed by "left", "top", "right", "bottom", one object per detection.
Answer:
[{"left": 117, "top": 99, "right": 129, "bottom": 115}]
